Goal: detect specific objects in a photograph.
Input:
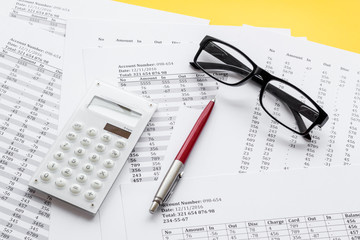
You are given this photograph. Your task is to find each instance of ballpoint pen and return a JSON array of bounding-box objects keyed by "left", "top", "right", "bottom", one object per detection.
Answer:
[{"left": 149, "top": 99, "right": 215, "bottom": 214}]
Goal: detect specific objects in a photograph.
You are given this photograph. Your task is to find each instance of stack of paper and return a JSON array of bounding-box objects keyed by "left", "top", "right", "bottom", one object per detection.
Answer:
[{"left": 0, "top": 1, "right": 359, "bottom": 240}]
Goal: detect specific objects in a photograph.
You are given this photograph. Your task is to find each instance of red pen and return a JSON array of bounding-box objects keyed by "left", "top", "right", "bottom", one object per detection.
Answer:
[{"left": 149, "top": 99, "right": 215, "bottom": 213}]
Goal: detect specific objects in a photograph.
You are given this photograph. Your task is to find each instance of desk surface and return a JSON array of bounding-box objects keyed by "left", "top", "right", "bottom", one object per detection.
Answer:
[{"left": 117, "top": 0, "right": 360, "bottom": 54}]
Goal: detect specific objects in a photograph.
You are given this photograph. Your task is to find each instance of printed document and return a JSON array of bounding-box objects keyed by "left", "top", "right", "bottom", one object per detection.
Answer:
[
  {"left": 0, "top": 17, "right": 65, "bottom": 240},
  {"left": 119, "top": 166, "right": 360, "bottom": 239},
  {"left": 83, "top": 36, "right": 360, "bottom": 238},
  {"left": 0, "top": 17, "right": 101, "bottom": 240},
  {"left": 76, "top": 26, "right": 290, "bottom": 240}
]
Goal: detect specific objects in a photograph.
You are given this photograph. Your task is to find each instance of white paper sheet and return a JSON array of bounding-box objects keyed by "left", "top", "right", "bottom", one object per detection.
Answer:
[
  {"left": 83, "top": 34, "right": 360, "bottom": 239},
  {"left": 119, "top": 166, "right": 360, "bottom": 239},
  {"left": 77, "top": 25, "right": 292, "bottom": 239}
]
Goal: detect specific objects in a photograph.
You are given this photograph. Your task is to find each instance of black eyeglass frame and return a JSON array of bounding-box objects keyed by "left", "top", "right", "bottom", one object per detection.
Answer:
[{"left": 191, "top": 35, "right": 329, "bottom": 137}]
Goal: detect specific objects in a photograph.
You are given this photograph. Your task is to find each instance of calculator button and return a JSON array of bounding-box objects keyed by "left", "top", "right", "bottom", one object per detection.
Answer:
[
  {"left": 68, "top": 157, "right": 79, "bottom": 167},
  {"left": 103, "top": 159, "right": 114, "bottom": 168},
  {"left": 61, "top": 168, "right": 72, "bottom": 177},
  {"left": 60, "top": 141, "right": 71, "bottom": 150},
  {"left": 53, "top": 151, "right": 65, "bottom": 160},
  {"left": 40, "top": 172, "right": 51, "bottom": 181},
  {"left": 91, "top": 180, "right": 102, "bottom": 189},
  {"left": 97, "top": 169, "right": 108, "bottom": 179},
  {"left": 82, "top": 163, "right": 94, "bottom": 173},
  {"left": 55, "top": 178, "right": 66, "bottom": 187},
  {"left": 84, "top": 190, "right": 96, "bottom": 200},
  {"left": 47, "top": 161, "right": 58, "bottom": 171},
  {"left": 87, "top": 128, "right": 97, "bottom": 137},
  {"left": 76, "top": 173, "right": 87, "bottom": 183},
  {"left": 74, "top": 147, "right": 86, "bottom": 156},
  {"left": 101, "top": 133, "right": 112, "bottom": 142},
  {"left": 95, "top": 143, "right": 106, "bottom": 152},
  {"left": 109, "top": 149, "right": 120, "bottom": 158},
  {"left": 72, "top": 122, "right": 83, "bottom": 131},
  {"left": 70, "top": 184, "right": 81, "bottom": 194},
  {"left": 88, "top": 153, "right": 100, "bottom": 162},
  {"left": 115, "top": 139, "right": 126, "bottom": 149},
  {"left": 80, "top": 137, "right": 91, "bottom": 146},
  {"left": 66, "top": 132, "right": 77, "bottom": 140}
]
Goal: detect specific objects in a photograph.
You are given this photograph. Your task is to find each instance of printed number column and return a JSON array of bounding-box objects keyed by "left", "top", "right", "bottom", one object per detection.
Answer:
[
  {"left": 206, "top": 224, "right": 228, "bottom": 240},
  {"left": 0, "top": 38, "right": 61, "bottom": 239},
  {"left": 323, "top": 214, "right": 349, "bottom": 240},
  {"left": 343, "top": 212, "right": 360, "bottom": 239},
  {"left": 265, "top": 218, "right": 290, "bottom": 240},
  {"left": 305, "top": 215, "right": 329, "bottom": 239},
  {"left": 182, "top": 226, "right": 208, "bottom": 239},
  {"left": 245, "top": 220, "right": 268, "bottom": 239},
  {"left": 226, "top": 222, "right": 251, "bottom": 240},
  {"left": 162, "top": 228, "right": 183, "bottom": 240},
  {"left": 286, "top": 217, "right": 311, "bottom": 240}
]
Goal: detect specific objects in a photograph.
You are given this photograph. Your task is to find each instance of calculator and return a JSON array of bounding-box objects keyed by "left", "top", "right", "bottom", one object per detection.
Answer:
[{"left": 29, "top": 81, "right": 157, "bottom": 214}]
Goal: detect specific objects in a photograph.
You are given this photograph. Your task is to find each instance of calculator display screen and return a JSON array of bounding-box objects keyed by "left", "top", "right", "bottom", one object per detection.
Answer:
[
  {"left": 104, "top": 123, "right": 131, "bottom": 139},
  {"left": 88, "top": 96, "right": 142, "bottom": 127}
]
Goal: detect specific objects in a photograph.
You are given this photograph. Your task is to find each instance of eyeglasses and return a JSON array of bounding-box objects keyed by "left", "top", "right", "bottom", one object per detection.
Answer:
[{"left": 191, "top": 35, "right": 328, "bottom": 141}]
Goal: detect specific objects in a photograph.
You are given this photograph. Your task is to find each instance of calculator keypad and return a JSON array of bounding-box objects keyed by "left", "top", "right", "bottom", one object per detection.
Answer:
[{"left": 37, "top": 123, "right": 127, "bottom": 203}]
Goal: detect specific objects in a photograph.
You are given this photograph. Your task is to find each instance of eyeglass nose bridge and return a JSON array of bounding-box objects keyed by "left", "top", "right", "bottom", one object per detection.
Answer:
[{"left": 250, "top": 67, "right": 270, "bottom": 86}]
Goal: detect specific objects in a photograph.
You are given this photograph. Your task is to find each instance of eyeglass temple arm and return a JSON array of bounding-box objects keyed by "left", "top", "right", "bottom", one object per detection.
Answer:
[
  {"left": 290, "top": 109, "right": 312, "bottom": 141},
  {"left": 265, "top": 83, "right": 319, "bottom": 122}
]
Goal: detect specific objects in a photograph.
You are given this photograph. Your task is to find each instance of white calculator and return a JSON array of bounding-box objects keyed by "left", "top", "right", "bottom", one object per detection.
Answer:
[{"left": 29, "top": 81, "right": 157, "bottom": 214}]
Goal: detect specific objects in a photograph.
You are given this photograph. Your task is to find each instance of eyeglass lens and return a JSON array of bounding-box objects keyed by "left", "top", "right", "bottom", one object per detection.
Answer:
[
  {"left": 196, "top": 41, "right": 254, "bottom": 84},
  {"left": 261, "top": 80, "right": 320, "bottom": 134}
]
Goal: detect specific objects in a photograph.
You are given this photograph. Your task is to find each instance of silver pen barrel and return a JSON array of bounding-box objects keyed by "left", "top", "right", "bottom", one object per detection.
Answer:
[{"left": 149, "top": 159, "right": 184, "bottom": 214}]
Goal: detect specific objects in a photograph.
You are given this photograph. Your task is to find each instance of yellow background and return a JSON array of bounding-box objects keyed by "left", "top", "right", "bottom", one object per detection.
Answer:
[{"left": 116, "top": 0, "right": 360, "bottom": 54}]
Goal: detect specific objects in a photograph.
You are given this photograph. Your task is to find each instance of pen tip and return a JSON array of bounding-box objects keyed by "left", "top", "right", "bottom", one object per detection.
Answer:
[
  {"left": 211, "top": 98, "right": 216, "bottom": 102},
  {"left": 149, "top": 201, "right": 159, "bottom": 214}
]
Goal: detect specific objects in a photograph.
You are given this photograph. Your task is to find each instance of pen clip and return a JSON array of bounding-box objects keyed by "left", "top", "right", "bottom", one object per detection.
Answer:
[{"left": 163, "top": 170, "right": 183, "bottom": 203}]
